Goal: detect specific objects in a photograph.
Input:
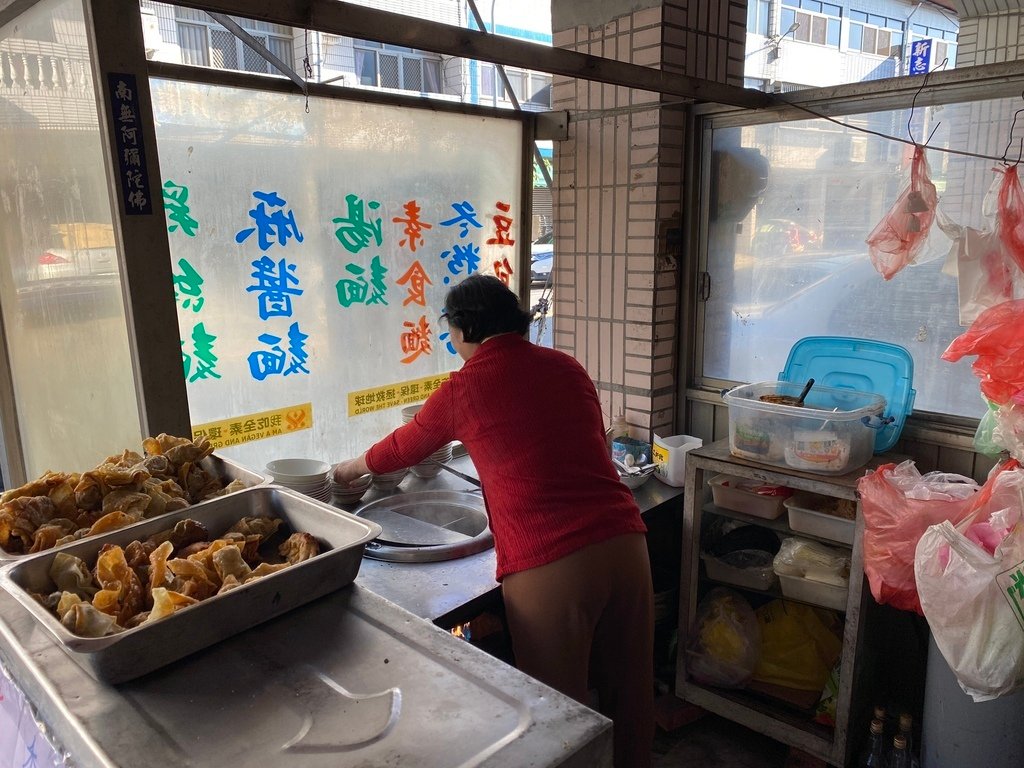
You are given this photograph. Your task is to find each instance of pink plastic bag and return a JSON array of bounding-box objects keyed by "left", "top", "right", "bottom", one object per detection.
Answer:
[
  {"left": 858, "top": 458, "right": 1017, "bottom": 615},
  {"left": 942, "top": 299, "right": 1024, "bottom": 405},
  {"left": 997, "top": 164, "right": 1024, "bottom": 272},
  {"left": 866, "top": 146, "right": 938, "bottom": 280}
]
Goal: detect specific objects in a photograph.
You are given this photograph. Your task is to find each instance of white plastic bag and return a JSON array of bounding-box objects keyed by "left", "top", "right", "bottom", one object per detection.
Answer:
[{"left": 915, "top": 471, "right": 1024, "bottom": 701}]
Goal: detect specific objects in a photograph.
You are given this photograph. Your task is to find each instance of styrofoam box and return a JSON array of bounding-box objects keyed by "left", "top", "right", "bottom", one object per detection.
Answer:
[
  {"left": 701, "top": 551, "right": 778, "bottom": 591},
  {"left": 778, "top": 573, "right": 848, "bottom": 611},
  {"left": 783, "top": 493, "right": 856, "bottom": 545},
  {"left": 723, "top": 381, "right": 886, "bottom": 475},
  {"left": 708, "top": 474, "right": 790, "bottom": 520}
]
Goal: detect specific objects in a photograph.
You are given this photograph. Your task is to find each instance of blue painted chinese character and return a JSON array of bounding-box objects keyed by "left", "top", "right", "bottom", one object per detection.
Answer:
[
  {"left": 284, "top": 322, "right": 310, "bottom": 375},
  {"left": 247, "top": 256, "right": 303, "bottom": 320},
  {"left": 236, "top": 190, "right": 304, "bottom": 250},
  {"left": 439, "top": 242, "right": 481, "bottom": 284},
  {"left": 248, "top": 332, "right": 287, "bottom": 380},
  {"left": 247, "top": 323, "right": 309, "bottom": 380},
  {"left": 439, "top": 201, "right": 483, "bottom": 238}
]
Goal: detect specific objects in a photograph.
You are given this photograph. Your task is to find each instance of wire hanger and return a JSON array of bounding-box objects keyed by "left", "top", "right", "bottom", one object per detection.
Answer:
[
  {"left": 1000, "top": 91, "right": 1024, "bottom": 167},
  {"left": 907, "top": 57, "right": 948, "bottom": 148}
]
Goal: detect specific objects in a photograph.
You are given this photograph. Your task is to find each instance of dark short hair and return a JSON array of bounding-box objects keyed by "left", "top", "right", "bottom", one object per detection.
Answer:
[{"left": 443, "top": 274, "right": 532, "bottom": 343}]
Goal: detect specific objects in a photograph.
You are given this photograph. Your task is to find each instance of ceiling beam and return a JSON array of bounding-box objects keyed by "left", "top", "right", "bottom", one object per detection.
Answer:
[{"left": 170, "top": 0, "right": 770, "bottom": 109}]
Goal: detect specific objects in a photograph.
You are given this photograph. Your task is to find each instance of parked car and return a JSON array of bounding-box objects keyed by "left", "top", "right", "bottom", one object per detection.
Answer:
[
  {"left": 34, "top": 222, "right": 118, "bottom": 281},
  {"left": 531, "top": 231, "right": 554, "bottom": 287},
  {"left": 16, "top": 222, "right": 121, "bottom": 322}
]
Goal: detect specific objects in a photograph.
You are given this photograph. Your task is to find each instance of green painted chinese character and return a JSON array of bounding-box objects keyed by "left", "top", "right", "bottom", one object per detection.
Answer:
[{"left": 163, "top": 180, "right": 199, "bottom": 237}]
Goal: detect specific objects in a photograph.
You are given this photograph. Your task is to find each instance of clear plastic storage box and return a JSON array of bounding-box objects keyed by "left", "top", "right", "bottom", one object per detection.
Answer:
[
  {"left": 783, "top": 492, "right": 856, "bottom": 545},
  {"left": 723, "top": 381, "right": 886, "bottom": 475},
  {"left": 701, "top": 550, "right": 778, "bottom": 591}
]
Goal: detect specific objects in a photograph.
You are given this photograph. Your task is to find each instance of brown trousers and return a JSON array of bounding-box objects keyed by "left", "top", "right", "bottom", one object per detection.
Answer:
[{"left": 501, "top": 533, "right": 655, "bottom": 768}]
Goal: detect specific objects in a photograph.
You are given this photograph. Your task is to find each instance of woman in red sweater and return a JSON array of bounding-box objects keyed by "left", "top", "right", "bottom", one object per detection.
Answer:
[{"left": 333, "top": 274, "right": 654, "bottom": 768}]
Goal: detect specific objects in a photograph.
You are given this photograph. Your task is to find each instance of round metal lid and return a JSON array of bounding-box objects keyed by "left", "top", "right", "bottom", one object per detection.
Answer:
[{"left": 353, "top": 490, "right": 493, "bottom": 563}]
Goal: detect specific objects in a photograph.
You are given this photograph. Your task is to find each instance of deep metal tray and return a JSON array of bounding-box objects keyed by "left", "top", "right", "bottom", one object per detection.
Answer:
[
  {"left": 0, "top": 453, "right": 267, "bottom": 561},
  {"left": 0, "top": 486, "right": 381, "bottom": 683}
]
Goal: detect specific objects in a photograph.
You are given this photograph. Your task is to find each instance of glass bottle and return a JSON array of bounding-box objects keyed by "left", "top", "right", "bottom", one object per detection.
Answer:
[
  {"left": 895, "top": 714, "right": 920, "bottom": 768},
  {"left": 889, "top": 734, "right": 911, "bottom": 768},
  {"left": 858, "top": 718, "right": 887, "bottom": 768},
  {"left": 897, "top": 712, "right": 914, "bottom": 755}
]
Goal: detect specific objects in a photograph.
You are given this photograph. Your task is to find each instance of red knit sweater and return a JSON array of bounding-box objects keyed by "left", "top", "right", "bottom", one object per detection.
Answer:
[{"left": 366, "top": 334, "right": 647, "bottom": 580}]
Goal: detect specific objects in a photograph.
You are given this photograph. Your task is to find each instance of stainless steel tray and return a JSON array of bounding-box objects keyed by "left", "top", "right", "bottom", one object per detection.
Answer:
[
  {"left": 0, "top": 486, "right": 381, "bottom": 683},
  {"left": 0, "top": 452, "right": 267, "bottom": 561}
]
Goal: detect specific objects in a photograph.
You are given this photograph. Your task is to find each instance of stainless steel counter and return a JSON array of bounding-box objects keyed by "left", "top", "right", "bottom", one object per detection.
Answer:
[
  {"left": 348, "top": 455, "right": 685, "bottom": 626},
  {"left": 0, "top": 582, "right": 612, "bottom": 767},
  {"left": 0, "top": 453, "right": 681, "bottom": 768}
]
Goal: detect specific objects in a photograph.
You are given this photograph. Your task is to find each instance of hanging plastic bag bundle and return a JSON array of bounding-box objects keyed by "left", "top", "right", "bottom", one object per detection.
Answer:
[
  {"left": 942, "top": 298, "right": 1024, "bottom": 406},
  {"left": 866, "top": 145, "right": 939, "bottom": 280},
  {"left": 914, "top": 466, "right": 1024, "bottom": 701},
  {"left": 936, "top": 202, "right": 1014, "bottom": 327},
  {"left": 857, "top": 459, "right": 1013, "bottom": 614},
  {"left": 997, "top": 163, "right": 1024, "bottom": 272}
]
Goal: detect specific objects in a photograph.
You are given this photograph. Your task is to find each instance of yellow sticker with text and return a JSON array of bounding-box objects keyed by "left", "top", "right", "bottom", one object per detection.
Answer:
[
  {"left": 192, "top": 402, "right": 313, "bottom": 450},
  {"left": 652, "top": 442, "right": 668, "bottom": 466},
  {"left": 348, "top": 373, "right": 452, "bottom": 416}
]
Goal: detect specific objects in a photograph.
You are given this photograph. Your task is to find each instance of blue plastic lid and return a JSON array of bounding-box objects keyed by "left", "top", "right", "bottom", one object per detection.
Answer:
[{"left": 779, "top": 336, "right": 916, "bottom": 453}]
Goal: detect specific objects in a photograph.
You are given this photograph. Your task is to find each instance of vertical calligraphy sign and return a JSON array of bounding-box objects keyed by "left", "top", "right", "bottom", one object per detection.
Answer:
[{"left": 107, "top": 73, "right": 153, "bottom": 215}]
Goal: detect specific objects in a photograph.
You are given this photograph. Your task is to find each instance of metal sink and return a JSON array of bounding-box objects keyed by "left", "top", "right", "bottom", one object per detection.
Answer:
[{"left": 353, "top": 490, "right": 493, "bottom": 563}]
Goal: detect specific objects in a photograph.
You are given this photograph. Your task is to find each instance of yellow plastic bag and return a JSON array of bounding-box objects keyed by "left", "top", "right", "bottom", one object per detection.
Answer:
[{"left": 752, "top": 600, "right": 842, "bottom": 692}]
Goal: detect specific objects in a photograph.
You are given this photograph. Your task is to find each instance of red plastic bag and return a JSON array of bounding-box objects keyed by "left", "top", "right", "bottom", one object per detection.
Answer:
[
  {"left": 997, "top": 164, "right": 1024, "bottom": 272},
  {"left": 942, "top": 298, "right": 1024, "bottom": 405},
  {"left": 866, "top": 146, "right": 938, "bottom": 280},
  {"left": 858, "top": 458, "right": 1018, "bottom": 614}
]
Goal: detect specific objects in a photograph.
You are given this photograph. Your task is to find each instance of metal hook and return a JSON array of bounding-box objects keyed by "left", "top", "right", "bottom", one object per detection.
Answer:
[
  {"left": 907, "top": 57, "right": 948, "bottom": 147},
  {"left": 1001, "top": 91, "right": 1024, "bottom": 167}
]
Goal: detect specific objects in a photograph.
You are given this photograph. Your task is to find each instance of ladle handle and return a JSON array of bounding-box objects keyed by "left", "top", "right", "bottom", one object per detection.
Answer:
[{"left": 796, "top": 378, "right": 815, "bottom": 405}]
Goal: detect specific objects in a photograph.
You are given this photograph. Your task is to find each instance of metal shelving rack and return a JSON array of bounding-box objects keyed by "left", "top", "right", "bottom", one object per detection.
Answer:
[{"left": 676, "top": 439, "right": 896, "bottom": 767}]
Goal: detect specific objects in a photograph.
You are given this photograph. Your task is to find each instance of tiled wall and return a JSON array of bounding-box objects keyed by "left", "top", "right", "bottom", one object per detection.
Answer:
[
  {"left": 956, "top": 14, "right": 1024, "bottom": 65},
  {"left": 551, "top": 0, "right": 745, "bottom": 441}
]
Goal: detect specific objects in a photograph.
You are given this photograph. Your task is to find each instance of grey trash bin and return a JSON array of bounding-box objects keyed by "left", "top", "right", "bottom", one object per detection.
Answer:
[{"left": 921, "top": 632, "right": 1024, "bottom": 768}]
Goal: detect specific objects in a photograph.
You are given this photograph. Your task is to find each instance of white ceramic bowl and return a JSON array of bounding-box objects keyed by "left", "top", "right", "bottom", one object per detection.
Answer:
[
  {"left": 331, "top": 474, "right": 372, "bottom": 505},
  {"left": 411, "top": 463, "right": 444, "bottom": 479},
  {"left": 401, "top": 404, "right": 423, "bottom": 424},
  {"left": 371, "top": 468, "right": 409, "bottom": 490},
  {"left": 265, "top": 458, "right": 331, "bottom": 483}
]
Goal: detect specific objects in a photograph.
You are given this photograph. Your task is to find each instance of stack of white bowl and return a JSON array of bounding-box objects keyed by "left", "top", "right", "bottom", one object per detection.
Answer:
[
  {"left": 401, "top": 403, "right": 456, "bottom": 479},
  {"left": 265, "top": 458, "right": 332, "bottom": 503},
  {"left": 332, "top": 473, "right": 371, "bottom": 505},
  {"left": 370, "top": 467, "right": 409, "bottom": 491},
  {"left": 411, "top": 442, "right": 454, "bottom": 479}
]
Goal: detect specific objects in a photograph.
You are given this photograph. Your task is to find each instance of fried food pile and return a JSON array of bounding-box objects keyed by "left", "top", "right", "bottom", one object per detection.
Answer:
[
  {"left": 0, "top": 434, "right": 248, "bottom": 555},
  {"left": 34, "top": 515, "right": 321, "bottom": 637}
]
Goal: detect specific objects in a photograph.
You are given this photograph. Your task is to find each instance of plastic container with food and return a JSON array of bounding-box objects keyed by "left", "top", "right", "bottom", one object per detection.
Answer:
[
  {"left": 722, "top": 381, "right": 888, "bottom": 475},
  {"left": 773, "top": 536, "right": 850, "bottom": 611},
  {"left": 708, "top": 474, "right": 793, "bottom": 520},
  {"left": 783, "top": 492, "right": 856, "bottom": 545},
  {"left": 701, "top": 549, "right": 778, "bottom": 591}
]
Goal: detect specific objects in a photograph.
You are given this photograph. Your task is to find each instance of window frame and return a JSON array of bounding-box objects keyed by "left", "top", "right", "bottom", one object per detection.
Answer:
[
  {"left": 479, "top": 63, "right": 552, "bottom": 109},
  {"left": 686, "top": 69, "right": 1024, "bottom": 437},
  {"left": 352, "top": 39, "right": 445, "bottom": 95},
  {"left": 848, "top": 10, "right": 904, "bottom": 58},
  {"left": 781, "top": 1, "right": 842, "bottom": 48},
  {"left": 173, "top": 11, "right": 294, "bottom": 76}
]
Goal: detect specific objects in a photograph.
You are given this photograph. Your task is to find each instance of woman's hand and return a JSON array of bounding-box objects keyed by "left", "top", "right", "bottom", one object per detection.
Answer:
[{"left": 332, "top": 453, "right": 370, "bottom": 486}]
